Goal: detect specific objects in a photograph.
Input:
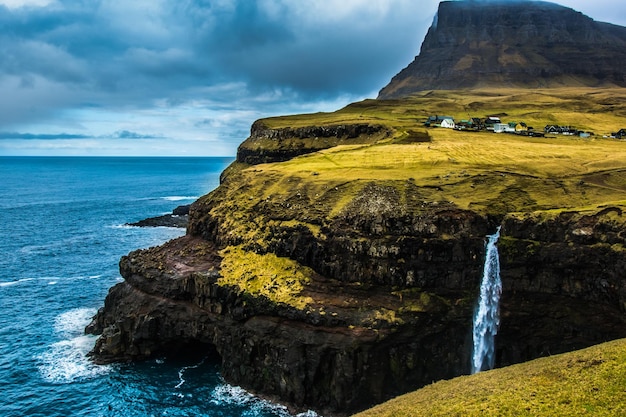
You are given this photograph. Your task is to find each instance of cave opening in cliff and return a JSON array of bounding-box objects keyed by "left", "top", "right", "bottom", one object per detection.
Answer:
[{"left": 160, "top": 339, "right": 221, "bottom": 364}]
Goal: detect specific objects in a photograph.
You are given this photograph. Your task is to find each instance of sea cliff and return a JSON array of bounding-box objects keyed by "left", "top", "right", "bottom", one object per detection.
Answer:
[{"left": 87, "top": 88, "right": 626, "bottom": 415}]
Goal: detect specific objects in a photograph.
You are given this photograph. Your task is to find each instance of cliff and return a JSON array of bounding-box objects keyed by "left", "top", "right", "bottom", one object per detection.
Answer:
[
  {"left": 378, "top": 1, "right": 626, "bottom": 98},
  {"left": 86, "top": 87, "right": 626, "bottom": 416},
  {"left": 86, "top": 1, "right": 626, "bottom": 413}
]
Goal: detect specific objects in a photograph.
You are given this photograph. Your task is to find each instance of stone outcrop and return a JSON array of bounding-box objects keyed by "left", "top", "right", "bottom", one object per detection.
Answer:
[
  {"left": 126, "top": 204, "right": 190, "bottom": 228},
  {"left": 237, "top": 121, "right": 391, "bottom": 165},
  {"left": 379, "top": 1, "right": 626, "bottom": 98}
]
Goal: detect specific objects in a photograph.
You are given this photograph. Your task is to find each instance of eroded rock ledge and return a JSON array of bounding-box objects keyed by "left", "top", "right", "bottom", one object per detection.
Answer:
[{"left": 236, "top": 121, "right": 392, "bottom": 165}]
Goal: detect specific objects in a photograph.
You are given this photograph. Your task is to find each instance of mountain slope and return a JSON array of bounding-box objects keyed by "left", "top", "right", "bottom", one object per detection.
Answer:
[{"left": 379, "top": 0, "right": 626, "bottom": 98}]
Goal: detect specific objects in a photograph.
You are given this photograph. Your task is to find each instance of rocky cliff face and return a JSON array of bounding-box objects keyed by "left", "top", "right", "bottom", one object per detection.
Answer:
[
  {"left": 237, "top": 121, "right": 391, "bottom": 165},
  {"left": 87, "top": 120, "right": 626, "bottom": 415},
  {"left": 379, "top": 1, "right": 626, "bottom": 98}
]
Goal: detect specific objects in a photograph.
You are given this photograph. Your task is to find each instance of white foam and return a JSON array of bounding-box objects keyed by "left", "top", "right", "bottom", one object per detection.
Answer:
[
  {"left": 175, "top": 357, "right": 207, "bottom": 389},
  {"left": 211, "top": 384, "right": 252, "bottom": 405},
  {"left": 54, "top": 308, "right": 96, "bottom": 337},
  {"left": 210, "top": 384, "right": 310, "bottom": 416},
  {"left": 38, "top": 308, "right": 110, "bottom": 383},
  {"left": 0, "top": 278, "right": 34, "bottom": 287},
  {"left": 161, "top": 196, "right": 198, "bottom": 201},
  {"left": 109, "top": 224, "right": 135, "bottom": 229},
  {"left": 296, "top": 411, "right": 320, "bottom": 417},
  {"left": 48, "top": 281, "right": 58, "bottom": 285},
  {"left": 38, "top": 334, "right": 110, "bottom": 383}
]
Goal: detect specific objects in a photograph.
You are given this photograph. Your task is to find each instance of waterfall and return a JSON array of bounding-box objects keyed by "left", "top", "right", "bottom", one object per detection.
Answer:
[{"left": 471, "top": 226, "right": 502, "bottom": 374}]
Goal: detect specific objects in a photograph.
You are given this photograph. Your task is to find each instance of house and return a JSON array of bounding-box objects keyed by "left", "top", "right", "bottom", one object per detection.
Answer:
[
  {"left": 425, "top": 115, "right": 455, "bottom": 128},
  {"left": 440, "top": 118, "right": 455, "bottom": 129},
  {"left": 612, "top": 128, "right": 626, "bottom": 139},
  {"left": 484, "top": 116, "right": 501, "bottom": 131},
  {"left": 514, "top": 122, "right": 528, "bottom": 132},
  {"left": 455, "top": 120, "right": 472, "bottom": 130},
  {"left": 544, "top": 125, "right": 578, "bottom": 135},
  {"left": 493, "top": 123, "right": 515, "bottom": 133}
]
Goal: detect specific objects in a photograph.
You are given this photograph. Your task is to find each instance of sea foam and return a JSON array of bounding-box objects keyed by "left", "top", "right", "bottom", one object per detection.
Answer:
[
  {"left": 0, "top": 278, "right": 34, "bottom": 287},
  {"left": 162, "top": 196, "right": 198, "bottom": 201},
  {"left": 38, "top": 308, "right": 110, "bottom": 383},
  {"left": 211, "top": 384, "right": 319, "bottom": 417}
]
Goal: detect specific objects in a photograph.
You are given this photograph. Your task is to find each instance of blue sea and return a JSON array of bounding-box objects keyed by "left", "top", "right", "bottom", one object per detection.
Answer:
[{"left": 0, "top": 157, "right": 313, "bottom": 417}]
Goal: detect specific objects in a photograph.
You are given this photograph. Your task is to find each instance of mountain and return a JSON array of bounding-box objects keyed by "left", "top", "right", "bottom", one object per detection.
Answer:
[{"left": 378, "top": 0, "right": 626, "bottom": 98}]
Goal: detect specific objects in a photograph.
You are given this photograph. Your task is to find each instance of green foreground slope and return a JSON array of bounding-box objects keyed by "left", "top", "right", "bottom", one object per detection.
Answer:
[{"left": 353, "top": 338, "right": 626, "bottom": 417}]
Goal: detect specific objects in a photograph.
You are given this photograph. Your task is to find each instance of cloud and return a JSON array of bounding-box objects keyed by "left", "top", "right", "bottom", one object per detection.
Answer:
[
  {"left": 0, "top": 0, "right": 624, "bottom": 156},
  {"left": 0, "top": 132, "right": 90, "bottom": 140}
]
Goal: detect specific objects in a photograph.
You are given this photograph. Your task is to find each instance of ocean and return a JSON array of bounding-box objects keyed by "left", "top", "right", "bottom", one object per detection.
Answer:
[{"left": 0, "top": 157, "right": 311, "bottom": 417}]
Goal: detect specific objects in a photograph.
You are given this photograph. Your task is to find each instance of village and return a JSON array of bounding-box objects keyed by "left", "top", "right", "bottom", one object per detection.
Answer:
[{"left": 424, "top": 114, "right": 626, "bottom": 139}]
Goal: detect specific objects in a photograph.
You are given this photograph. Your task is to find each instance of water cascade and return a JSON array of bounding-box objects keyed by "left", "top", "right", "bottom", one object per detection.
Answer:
[{"left": 471, "top": 226, "right": 502, "bottom": 374}]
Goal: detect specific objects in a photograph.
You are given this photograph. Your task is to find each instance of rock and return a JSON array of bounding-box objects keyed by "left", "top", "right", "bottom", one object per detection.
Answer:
[
  {"left": 237, "top": 121, "right": 392, "bottom": 165},
  {"left": 88, "top": 190, "right": 626, "bottom": 415},
  {"left": 378, "top": 1, "right": 626, "bottom": 98},
  {"left": 126, "top": 204, "right": 190, "bottom": 228}
]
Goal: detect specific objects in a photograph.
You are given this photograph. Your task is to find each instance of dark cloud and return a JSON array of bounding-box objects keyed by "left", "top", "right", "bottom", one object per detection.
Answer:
[
  {"left": 0, "top": 0, "right": 624, "bottom": 155},
  {"left": 0, "top": 1, "right": 427, "bottom": 120}
]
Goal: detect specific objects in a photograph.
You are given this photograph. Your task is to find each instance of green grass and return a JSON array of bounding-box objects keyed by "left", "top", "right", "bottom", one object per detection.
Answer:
[
  {"left": 233, "top": 87, "right": 626, "bottom": 218},
  {"left": 203, "top": 87, "right": 626, "bottom": 414},
  {"left": 352, "top": 338, "right": 626, "bottom": 417},
  {"left": 261, "top": 87, "right": 626, "bottom": 136},
  {"left": 218, "top": 245, "right": 315, "bottom": 309}
]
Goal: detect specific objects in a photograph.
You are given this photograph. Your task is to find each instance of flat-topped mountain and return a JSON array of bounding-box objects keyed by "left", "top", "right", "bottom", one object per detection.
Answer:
[{"left": 379, "top": 0, "right": 626, "bottom": 98}]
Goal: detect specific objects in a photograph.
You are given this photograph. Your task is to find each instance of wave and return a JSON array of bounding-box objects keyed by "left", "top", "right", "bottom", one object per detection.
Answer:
[
  {"left": 175, "top": 357, "right": 207, "bottom": 389},
  {"left": 0, "top": 278, "right": 34, "bottom": 287},
  {"left": 161, "top": 196, "right": 199, "bottom": 202},
  {"left": 54, "top": 308, "right": 96, "bottom": 337},
  {"left": 37, "top": 308, "right": 110, "bottom": 383},
  {"left": 211, "top": 384, "right": 319, "bottom": 417},
  {"left": 0, "top": 275, "right": 106, "bottom": 288}
]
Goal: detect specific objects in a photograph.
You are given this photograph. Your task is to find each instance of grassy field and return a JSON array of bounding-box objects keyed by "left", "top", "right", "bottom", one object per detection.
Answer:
[
  {"left": 209, "top": 88, "right": 626, "bottom": 413},
  {"left": 261, "top": 87, "right": 626, "bottom": 136},
  {"left": 245, "top": 88, "right": 626, "bottom": 218},
  {"left": 352, "top": 338, "right": 626, "bottom": 417},
  {"left": 237, "top": 88, "right": 626, "bottom": 218}
]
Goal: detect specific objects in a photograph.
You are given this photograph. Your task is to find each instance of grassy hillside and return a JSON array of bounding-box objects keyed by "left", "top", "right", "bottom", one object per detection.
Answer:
[
  {"left": 262, "top": 87, "right": 626, "bottom": 135},
  {"left": 352, "top": 338, "right": 626, "bottom": 417},
  {"left": 240, "top": 88, "right": 626, "bottom": 219}
]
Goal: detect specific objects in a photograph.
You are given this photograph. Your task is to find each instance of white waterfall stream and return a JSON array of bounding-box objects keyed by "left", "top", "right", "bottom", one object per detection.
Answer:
[{"left": 471, "top": 226, "right": 502, "bottom": 374}]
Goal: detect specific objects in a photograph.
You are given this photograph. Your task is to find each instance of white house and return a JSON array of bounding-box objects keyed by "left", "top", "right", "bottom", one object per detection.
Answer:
[
  {"left": 493, "top": 123, "right": 515, "bottom": 133},
  {"left": 440, "top": 118, "right": 455, "bottom": 129}
]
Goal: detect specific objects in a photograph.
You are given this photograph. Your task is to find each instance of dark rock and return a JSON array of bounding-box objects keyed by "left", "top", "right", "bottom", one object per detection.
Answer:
[
  {"left": 237, "top": 121, "right": 392, "bottom": 165},
  {"left": 88, "top": 196, "right": 626, "bottom": 415},
  {"left": 127, "top": 205, "right": 190, "bottom": 228},
  {"left": 379, "top": 1, "right": 626, "bottom": 98}
]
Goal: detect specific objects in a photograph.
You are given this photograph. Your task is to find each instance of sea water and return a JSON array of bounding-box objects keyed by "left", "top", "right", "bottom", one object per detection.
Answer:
[{"left": 0, "top": 157, "right": 310, "bottom": 417}]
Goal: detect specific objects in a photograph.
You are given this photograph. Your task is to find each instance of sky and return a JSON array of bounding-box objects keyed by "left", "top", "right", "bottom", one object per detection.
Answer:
[{"left": 1, "top": 0, "right": 625, "bottom": 156}]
